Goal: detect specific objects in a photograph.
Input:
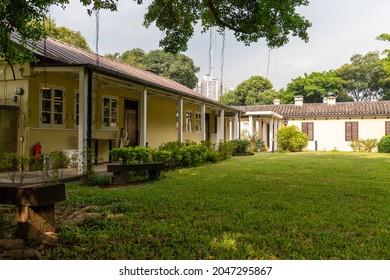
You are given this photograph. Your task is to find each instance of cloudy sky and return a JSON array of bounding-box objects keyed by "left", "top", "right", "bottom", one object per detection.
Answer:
[{"left": 51, "top": 0, "right": 390, "bottom": 90}]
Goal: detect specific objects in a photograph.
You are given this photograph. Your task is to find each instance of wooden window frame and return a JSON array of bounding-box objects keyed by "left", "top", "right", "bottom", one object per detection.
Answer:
[
  {"left": 39, "top": 84, "right": 65, "bottom": 127},
  {"left": 345, "top": 121, "right": 359, "bottom": 141},
  {"left": 302, "top": 122, "right": 314, "bottom": 141},
  {"left": 386, "top": 121, "right": 390, "bottom": 135}
]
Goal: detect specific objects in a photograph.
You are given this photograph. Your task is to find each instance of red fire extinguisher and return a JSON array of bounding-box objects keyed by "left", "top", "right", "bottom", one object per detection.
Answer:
[{"left": 34, "top": 142, "right": 42, "bottom": 161}]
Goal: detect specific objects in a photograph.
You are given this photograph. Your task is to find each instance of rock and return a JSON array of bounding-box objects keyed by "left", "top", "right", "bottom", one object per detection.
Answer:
[
  {"left": 62, "top": 213, "right": 103, "bottom": 226},
  {"left": 0, "top": 249, "right": 41, "bottom": 260},
  {"left": 41, "top": 232, "right": 59, "bottom": 246},
  {"left": 0, "top": 238, "right": 24, "bottom": 250}
]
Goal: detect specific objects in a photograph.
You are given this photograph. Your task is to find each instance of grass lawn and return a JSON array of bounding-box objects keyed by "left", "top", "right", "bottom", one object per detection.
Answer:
[{"left": 44, "top": 152, "right": 390, "bottom": 260}]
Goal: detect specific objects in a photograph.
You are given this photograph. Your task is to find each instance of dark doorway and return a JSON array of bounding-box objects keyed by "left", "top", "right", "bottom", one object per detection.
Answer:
[
  {"left": 205, "top": 113, "right": 210, "bottom": 141},
  {"left": 124, "top": 100, "right": 138, "bottom": 147},
  {"left": 0, "top": 106, "right": 18, "bottom": 158}
]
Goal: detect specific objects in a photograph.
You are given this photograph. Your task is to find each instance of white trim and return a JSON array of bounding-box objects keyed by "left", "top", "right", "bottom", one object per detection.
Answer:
[
  {"left": 177, "top": 97, "right": 183, "bottom": 142},
  {"left": 245, "top": 111, "right": 283, "bottom": 119},
  {"left": 39, "top": 83, "right": 66, "bottom": 128},
  {"left": 101, "top": 95, "right": 119, "bottom": 130}
]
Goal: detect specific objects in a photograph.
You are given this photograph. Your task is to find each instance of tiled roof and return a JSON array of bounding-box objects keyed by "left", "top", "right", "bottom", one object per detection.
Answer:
[
  {"left": 11, "top": 33, "right": 238, "bottom": 112},
  {"left": 236, "top": 101, "right": 390, "bottom": 118}
]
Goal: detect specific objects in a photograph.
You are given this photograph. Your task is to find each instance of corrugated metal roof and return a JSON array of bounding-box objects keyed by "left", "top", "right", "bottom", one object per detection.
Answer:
[
  {"left": 11, "top": 33, "right": 240, "bottom": 112},
  {"left": 236, "top": 101, "right": 390, "bottom": 118}
]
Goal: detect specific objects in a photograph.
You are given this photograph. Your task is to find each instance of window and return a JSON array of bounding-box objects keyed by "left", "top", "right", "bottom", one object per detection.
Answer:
[
  {"left": 195, "top": 112, "right": 202, "bottom": 132},
  {"left": 386, "top": 121, "right": 390, "bottom": 135},
  {"left": 302, "top": 122, "right": 314, "bottom": 141},
  {"left": 40, "top": 85, "right": 65, "bottom": 126},
  {"left": 345, "top": 122, "right": 358, "bottom": 141},
  {"left": 102, "top": 96, "right": 118, "bottom": 128},
  {"left": 185, "top": 111, "right": 193, "bottom": 132}
]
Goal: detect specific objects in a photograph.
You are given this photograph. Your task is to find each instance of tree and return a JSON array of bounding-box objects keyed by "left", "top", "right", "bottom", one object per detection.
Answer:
[
  {"left": 106, "top": 49, "right": 200, "bottom": 89},
  {"left": 45, "top": 17, "right": 91, "bottom": 51},
  {"left": 141, "top": 0, "right": 312, "bottom": 53},
  {"left": 0, "top": 0, "right": 117, "bottom": 79},
  {"left": 284, "top": 71, "right": 346, "bottom": 103},
  {"left": 1, "top": 0, "right": 312, "bottom": 79},
  {"left": 219, "top": 76, "right": 275, "bottom": 106},
  {"left": 336, "top": 52, "right": 390, "bottom": 101}
]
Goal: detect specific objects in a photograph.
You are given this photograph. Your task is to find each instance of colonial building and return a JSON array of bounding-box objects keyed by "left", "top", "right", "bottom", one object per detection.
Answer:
[
  {"left": 237, "top": 96, "right": 390, "bottom": 152},
  {"left": 0, "top": 34, "right": 241, "bottom": 173}
]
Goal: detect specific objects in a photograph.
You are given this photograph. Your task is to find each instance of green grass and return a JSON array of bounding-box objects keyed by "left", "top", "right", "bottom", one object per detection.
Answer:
[{"left": 44, "top": 152, "right": 390, "bottom": 260}]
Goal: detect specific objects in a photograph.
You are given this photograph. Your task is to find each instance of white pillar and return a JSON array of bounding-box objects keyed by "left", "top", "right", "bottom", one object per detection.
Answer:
[
  {"left": 219, "top": 109, "right": 225, "bottom": 142},
  {"left": 248, "top": 116, "right": 253, "bottom": 137},
  {"left": 140, "top": 89, "right": 148, "bottom": 147},
  {"left": 177, "top": 97, "right": 183, "bottom": 143},
  {"left": 269, "top": 117, "right": 274, "bottom": 152},
  {"left": 234, "top": 112, "right": 239, "bottom": 139},
  {"left": 229, "top": 119, "right": 233, "bottom": 140},
  {"left": 78, "top": 68, "right": 88, "bottom": 175},
  {"left": 255, "top": 119, "right": 260, "bottom": 137},
  {"left": 201, "top": 104, "right": 206, "bottom": 141}
]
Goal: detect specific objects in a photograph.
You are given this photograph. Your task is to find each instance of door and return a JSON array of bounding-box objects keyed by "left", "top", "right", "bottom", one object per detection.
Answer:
[
  {"left": 0, "top": 106, "right": 18, "bottom": 158},
  {"left": 124, "top": 100, "right": 138, "bottom": 147},
  {"left": 205, "top": 113, "right": 210, "bottom": 141}
]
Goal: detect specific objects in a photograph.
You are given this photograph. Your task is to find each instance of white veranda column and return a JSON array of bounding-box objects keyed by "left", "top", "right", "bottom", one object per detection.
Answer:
[
  {"left": 269, "top": 117, "right": 274, "bottom": 152},
  {"left": 201, "top": 104, "right": 206, "bottom": 141},
  {"left": 219, "top": 109, "right": 225, "bottom": 142},
  {"left": 234, "top": 112, "right": 239, "bottom": 139},
  {"left": 140, "top": 89, "right": 148, "bottom": 147},
  {"left": 248, "top": 116, "right": 253, "bottom": 137},
  {"left": 177, "top": 97, "right": 183, "bottom": 143},
  {"left": 78, "top": 68, "right": 88, "bottom": 175}
]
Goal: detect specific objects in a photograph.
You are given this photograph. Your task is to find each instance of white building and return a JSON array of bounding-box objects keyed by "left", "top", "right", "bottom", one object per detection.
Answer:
[{"left": 237, "top": 96, "right": 390, "bottom": 152}]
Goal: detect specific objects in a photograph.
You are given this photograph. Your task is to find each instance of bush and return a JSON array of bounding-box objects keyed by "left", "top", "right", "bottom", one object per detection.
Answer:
[
  {"left": 276, "top": 125, "right": 308, "bottom": 152},
  {"left": 350, "top": 139, "right": 378, "bottom": 152},
  {"left": 218, "top": 141, "right": 235, "bottom": 160},
  {"left": 110, "top": 147, "right": 151, "bottom": 164},
  {"left": 378, "top": 135, "right": 390, "bottom": 153},
  {"left": 179, "top": 144, "right": 208, "bottom": 167},
  {"left": 230, "top": 139, "right": 251, "bottom": 155}
]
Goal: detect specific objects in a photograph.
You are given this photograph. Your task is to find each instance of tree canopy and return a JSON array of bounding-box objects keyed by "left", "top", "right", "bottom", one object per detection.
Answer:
[
  {"left": 284, "top": 71, "right": 347, "bottom": 103},
  {"left": 336, "top": 51, "right": 390, "bottom": 102},
  {"left": 45, "top": 17, "right": 91, "bottom": 51},
  {"left": 106, "top": 49, "right": 200, "bottom": 89},
  {"left": 1, "top": 0, "right": 312, "bottom": 77},
  {"left": 219, "top": 76, "right": 277, "bottom": 105}
]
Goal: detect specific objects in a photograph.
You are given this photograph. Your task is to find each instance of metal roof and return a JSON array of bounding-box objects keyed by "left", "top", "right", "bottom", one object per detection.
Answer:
[{"left": 11, "top": 33, "right": 240, "bottom": 113}]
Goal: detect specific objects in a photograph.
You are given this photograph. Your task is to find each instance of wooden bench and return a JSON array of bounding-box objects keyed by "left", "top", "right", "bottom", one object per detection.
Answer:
[
  {"left": 107, "top": 163, "right": 164, "bottom": 185},
  {"left": 0, "top": 183, "right": 65, "bottom": 240}
]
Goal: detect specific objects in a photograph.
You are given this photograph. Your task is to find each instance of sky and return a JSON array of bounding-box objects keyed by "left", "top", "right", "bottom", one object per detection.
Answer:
[{"left": 50, "top": 0, "right": 390, "bottom": 90}]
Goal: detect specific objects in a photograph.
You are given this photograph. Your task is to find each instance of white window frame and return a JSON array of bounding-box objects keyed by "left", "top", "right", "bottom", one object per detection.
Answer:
[
  {"left": 185, "top": 111, "right": 193, "bottom": 132},
  {"left": 74, "top": 91, "right": 80, "bottom": 127},
  {"left": 195, "top": 112, "right": 202, "bottom": 132},
  {"left": 39, "top": 83, "right": 66, "bottom": 127},
  {"left": 102, "top": 95, "right": 119, "bottom": 129}
]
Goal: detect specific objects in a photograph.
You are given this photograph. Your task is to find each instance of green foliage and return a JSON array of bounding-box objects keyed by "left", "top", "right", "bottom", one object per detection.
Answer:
[
  {"left": 83, "top": 173, "right": 111, "bottom": 187},
  {"left": 141, "top": 0, "right": 311, "bottom": 53},
  {"left": 106, "top": 49, "right": 200, "bottom": 88},
  {"left": 336, "top": 51, "right": 390, "bottom": 101},
  {"left": 230, "top": 139, "right": 251, "bottom": 155},
  {"left": 276, "top": 125, "right": 308, "bottom": 152},
  {"left": 350, "top": 139, "right": 378, "bottom": 152},
  {"left": 110, "top": 147, "right": 151, "bottom": 164},
  {"left": 0, "top": 152, "right": 31, "bottom": 183},
  {"left": 247, "top": 135, "right": 267, "bottom": 152},
  {"left": 285, "top": 71, "right": 346, "bottom": 103},
  {"left": 219, "top": 76, "right": 275, "bottom": 106},
  {"left": 217, "top": 141, "right": 235, "bottom": 160},
  {"left": 44, "top": 17, "right": 91, "bottom": 50},
  {"left": 378, "top": 135, "right": 390, "bottom": 153}
]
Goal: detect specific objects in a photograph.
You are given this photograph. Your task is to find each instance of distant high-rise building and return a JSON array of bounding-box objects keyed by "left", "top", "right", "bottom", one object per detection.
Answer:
[{"left": 195, "top": 74, "right": 234, "bottom": 101}]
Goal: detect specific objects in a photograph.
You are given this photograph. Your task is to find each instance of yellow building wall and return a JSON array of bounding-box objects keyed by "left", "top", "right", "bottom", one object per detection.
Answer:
[{"left": 147, "top": 96, "right": 178, "bottom": 148}]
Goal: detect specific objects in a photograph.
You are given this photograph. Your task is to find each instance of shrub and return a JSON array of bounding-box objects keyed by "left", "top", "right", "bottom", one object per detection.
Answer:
[
  {"left": 276, "top": 125, "right": 308, "bottom": 152},
  {"left": 0, "top": 152, "right": 32, "bottom": 183},
  {"left": 230, "top": 139, "right": 251, "bottom": 155},
  {"left": 350, "top": 139, "right": 378, "bottom": 152},
  {"left": 247, "top": 134, "right": 267, "bottom": 152},
  {"left": 218, "top": 141, "right": 235, "bottom": 160},
  {"left": 110, "top": 147, "right": 151, "bottom": 164},
  {"left": 378, "top": 135, "right": 390, "bottom": 153},
  {"left": 179, "top": 144, "right": 208, "bottom": 167}
]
